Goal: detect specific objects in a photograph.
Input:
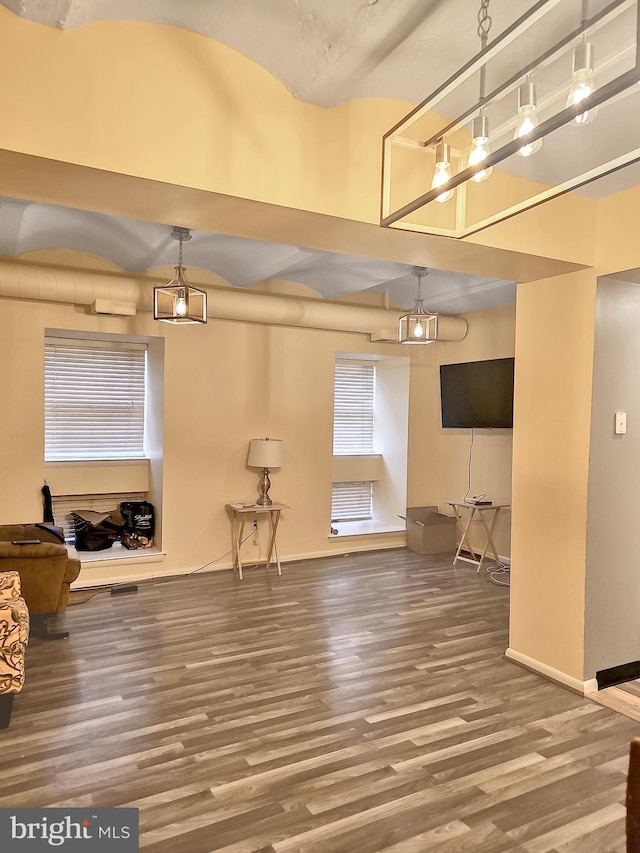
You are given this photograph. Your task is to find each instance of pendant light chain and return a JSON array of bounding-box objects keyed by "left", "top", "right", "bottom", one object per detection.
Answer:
[
  {"left": 178, "top": 233, "right": 184, "bottom": 268},
  {"left": 477, "top": 0, "right": 492, "bottom": 101},
  {"left": 477, "top": 0, "right": 491, "bottom": 45},
  {"left": 412, "top": 266, "right": 428, "bottom": 312}
]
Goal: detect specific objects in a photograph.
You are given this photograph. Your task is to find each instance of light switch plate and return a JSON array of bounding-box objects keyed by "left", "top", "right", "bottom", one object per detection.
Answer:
[{"left": 615, "top": 411, "right": 627, "bottom": 435}]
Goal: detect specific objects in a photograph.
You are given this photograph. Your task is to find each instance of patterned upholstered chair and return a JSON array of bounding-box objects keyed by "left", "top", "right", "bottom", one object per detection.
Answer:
[{"left": 0, "top": 571, "right": 29, "bottom": 728}]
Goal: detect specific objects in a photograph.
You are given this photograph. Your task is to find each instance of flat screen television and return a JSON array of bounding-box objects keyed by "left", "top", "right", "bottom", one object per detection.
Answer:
[{"left": 440, "top": 357, "right": 514, "bottom": 429}]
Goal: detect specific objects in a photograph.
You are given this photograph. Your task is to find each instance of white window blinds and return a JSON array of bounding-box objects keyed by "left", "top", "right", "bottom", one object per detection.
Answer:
[
  {"left": 331, "top": 482, "right": 373, "bottom": 521},
  {"left": 333, "top": 361, "right": 375, "bottom": 454},
  {"left": 45, "top": 339, "right": 147, "bottom": 461}
]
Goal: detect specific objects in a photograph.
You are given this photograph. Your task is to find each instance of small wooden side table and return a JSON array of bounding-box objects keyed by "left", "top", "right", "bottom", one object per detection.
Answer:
[
  {"left": 446, "top": 501, "right": 510, "bottom": 573},
  {"left": 226, "top": 502, "right": 288, "bottom": 580}
]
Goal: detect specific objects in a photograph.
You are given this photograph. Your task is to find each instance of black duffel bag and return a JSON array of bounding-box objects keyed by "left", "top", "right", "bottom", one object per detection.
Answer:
[
  {"left": 120, "top": 500, "right": 155, "bottom": 549},
  {"left": 72, "top": 509, "right": 123, "bottom": 551}
]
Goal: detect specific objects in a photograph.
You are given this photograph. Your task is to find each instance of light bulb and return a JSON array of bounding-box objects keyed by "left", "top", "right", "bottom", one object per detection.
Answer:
[
  {"left": 514, "top": 114, "right": 542, "bottom": 157},
  {"left": 413, "top": 320, "right": 425, "bottom": 338},
  {"left": 514, "top": 81, "right": 543, "bottom": 158},
  {"left": 567, "top": 77, "right": 597, "bottom": 124},
  {"left": 431, "top": 140, "right": 455, "bottom": 203},
  {"left": 175, "top": 290, "right": 188, "bottom": 317},
  {"left": 467, "top": 115, "right": 492, "bottom": 183},
  {"left": 432, "top": 164, "right": 454, "bottom": 202},
  {"left": 566, "top": 40, "right": 598, "bottom": 125}
]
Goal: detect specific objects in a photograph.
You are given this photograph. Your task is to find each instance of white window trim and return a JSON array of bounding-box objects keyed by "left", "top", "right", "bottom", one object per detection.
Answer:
[{"left": 330, "top": 352, "right": 410, "bottom": 538}]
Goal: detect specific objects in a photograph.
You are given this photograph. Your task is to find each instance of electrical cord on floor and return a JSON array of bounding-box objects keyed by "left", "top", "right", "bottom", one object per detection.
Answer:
[
  {"left": 488, "top": 563, "right": 510, "bottom": 587},
  {"left": 188, "top": 528, "right": 256, "bottom": 575},
  {"left": 67, "top": 587, "right": 109, "bottom": 606}
]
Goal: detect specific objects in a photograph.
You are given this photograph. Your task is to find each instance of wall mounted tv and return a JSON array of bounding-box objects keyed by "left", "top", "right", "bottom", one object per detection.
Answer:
[{"left": 440, "top": 357, "right": 514, "bottom": 429}]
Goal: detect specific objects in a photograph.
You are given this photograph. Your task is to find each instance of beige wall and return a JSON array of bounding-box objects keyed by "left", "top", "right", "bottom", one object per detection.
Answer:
[
  {"left": 1, "top": 292, "right": 399, "bottom": 578},
  {"left": 0, "top": 293, "right": 398, "bottom": 583},
  {"left": 509, "top": 269, "right": 597, "bottom": 682},
  {"left": 408, "top": 303, "right": 516, "bottom": 557},
  {"left": 597, "top": 185, "right": 640, "bottom": 276},
  {"left": 0, "top": 299, "right": 45, "bottom": 521},
  {"left": 0, "top": 7, "right": 596, "bottom": 281},
  {"left": 0, "top": 276, "right": 516, "bottom": 586},
  {"left": 0, "top": 8, "right": 402, "bottom": 227}
]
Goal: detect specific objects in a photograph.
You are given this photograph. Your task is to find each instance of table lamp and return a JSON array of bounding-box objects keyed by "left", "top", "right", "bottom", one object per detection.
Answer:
[{"left": 247, "top": 438, "right": 283, "bottom": 506}]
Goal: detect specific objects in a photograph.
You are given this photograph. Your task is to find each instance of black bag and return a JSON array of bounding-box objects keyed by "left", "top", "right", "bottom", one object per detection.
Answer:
[
  {"left": 120, "top": 501, "right": 155, "bottom": 549},
  {"left": 72, "top": 510, "right": 123, "bottom": 551}
]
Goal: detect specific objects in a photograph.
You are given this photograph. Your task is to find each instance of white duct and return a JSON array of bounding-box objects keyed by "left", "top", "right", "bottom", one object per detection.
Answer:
[{"left": 0, "top": 260, "right": 468, "bottom": 341}]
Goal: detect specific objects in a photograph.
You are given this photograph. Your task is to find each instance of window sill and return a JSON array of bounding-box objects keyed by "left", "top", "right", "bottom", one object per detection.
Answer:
[
  {"left": 329, "top": 519, "right": 406, "bottom": 538},
  {"left": 68, "top": 542, "right": 165, "bottom": 566}
]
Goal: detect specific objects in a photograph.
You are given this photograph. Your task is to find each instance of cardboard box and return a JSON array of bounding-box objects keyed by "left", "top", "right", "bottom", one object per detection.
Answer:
[{"left": 404, "top": 505, "right": 457, "bottom": 556}]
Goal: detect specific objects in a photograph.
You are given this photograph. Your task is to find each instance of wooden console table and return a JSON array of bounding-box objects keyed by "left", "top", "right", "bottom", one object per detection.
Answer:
[
  {"left": 446, "top": 501, "right": 510, "bottom": 573},
  {"left": 226, "top": 502, "right": 288, "bottom": 580}
]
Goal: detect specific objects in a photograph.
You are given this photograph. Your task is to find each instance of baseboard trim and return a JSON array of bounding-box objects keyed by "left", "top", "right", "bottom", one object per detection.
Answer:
[
  {"left": 596, "top": 660, "right": 640, "bottom": 690},
  {"left": 505, "top": 647, "right": 594, "bottom": 696},
  {"left": 72, "top": 541, "right": 407, "bottom": 588}
]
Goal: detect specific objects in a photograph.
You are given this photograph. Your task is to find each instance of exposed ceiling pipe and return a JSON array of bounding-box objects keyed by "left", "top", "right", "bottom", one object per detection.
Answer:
[{"left": 0, "top": 259, "right": 468, "bottom": 341}]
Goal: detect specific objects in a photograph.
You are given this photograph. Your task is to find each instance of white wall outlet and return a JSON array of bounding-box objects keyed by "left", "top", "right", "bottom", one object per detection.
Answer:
[{"left": 615, "top": 411, "right": 627, "bottom": 435}]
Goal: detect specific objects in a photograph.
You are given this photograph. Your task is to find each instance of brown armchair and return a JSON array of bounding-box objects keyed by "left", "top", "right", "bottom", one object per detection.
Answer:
[{"left": 0, "top": 524, "right": 81, "bottom": 639}]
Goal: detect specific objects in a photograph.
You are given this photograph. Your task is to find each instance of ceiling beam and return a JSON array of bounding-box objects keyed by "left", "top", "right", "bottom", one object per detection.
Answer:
[{"left": 0, "top": 148, "right": 586, "bottom": 284}]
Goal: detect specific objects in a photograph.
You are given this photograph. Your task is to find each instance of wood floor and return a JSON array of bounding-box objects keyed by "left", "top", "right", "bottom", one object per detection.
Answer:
[
  {"left": 2, "top": 548, "right": 638, "bottom": 852},
  {"left": 591, "top": 680, "right": 640, "bottom": 726}
]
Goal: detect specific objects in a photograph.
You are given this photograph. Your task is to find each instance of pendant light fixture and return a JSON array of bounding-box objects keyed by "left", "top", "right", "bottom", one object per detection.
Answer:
[
  {"left": 566, "top": 34, "right": 598, "bottom": 126},
  {"left": 153, "top": 226, "right": 207, "bottom": 325},
  {"left": 398, "top": 267, "right": 438, "bottom": 344},
  {"left": 467, "top": 114, "right": 493, "bottom": 183},
  {"left": 431, "top": 140, "right": 455, "bottom": 203},
  {"left": 382, "top": 0, "right": 640, "bottom": 239},
  {"left": 466, "top": 0, "right": 493, "bottom": 184},
  {"left": 514, "top": 80, "right": 543, "bottom": 158}
]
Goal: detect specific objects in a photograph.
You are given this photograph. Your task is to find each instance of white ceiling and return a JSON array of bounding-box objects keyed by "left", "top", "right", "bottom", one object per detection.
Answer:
[
  {"left": 1, "top": 0, "right": 534, "bottom": 107},
  {"left": 0, "top": 0, "right": 634, "bottom": 311}
]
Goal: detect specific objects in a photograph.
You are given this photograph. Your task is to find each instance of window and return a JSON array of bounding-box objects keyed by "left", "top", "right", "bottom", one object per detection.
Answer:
[
  {"left": 331, "top": 481, "right": 373, "bottom": 522},
  {"left": 45, "top": 338, "right": 147, "bottom": 461},
  {"left": 330, "top": 353, "right": 410, "bottom": 536},
  {"left": 333, "top": 361, "right": 375, "bottom": 454},
  {"left": 332, "top": 360, "right": 376, "bottom": 522}
]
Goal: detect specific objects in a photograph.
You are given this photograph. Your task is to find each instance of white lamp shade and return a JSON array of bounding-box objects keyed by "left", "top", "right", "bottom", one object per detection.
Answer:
[{"left": 247, "top": 438, "right": 283, "bottom": 469}]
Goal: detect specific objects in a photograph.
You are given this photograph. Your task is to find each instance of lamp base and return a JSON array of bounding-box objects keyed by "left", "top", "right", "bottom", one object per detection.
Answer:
[{"left": 257, "top": 468, "right": 273, "bottom": 506}]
